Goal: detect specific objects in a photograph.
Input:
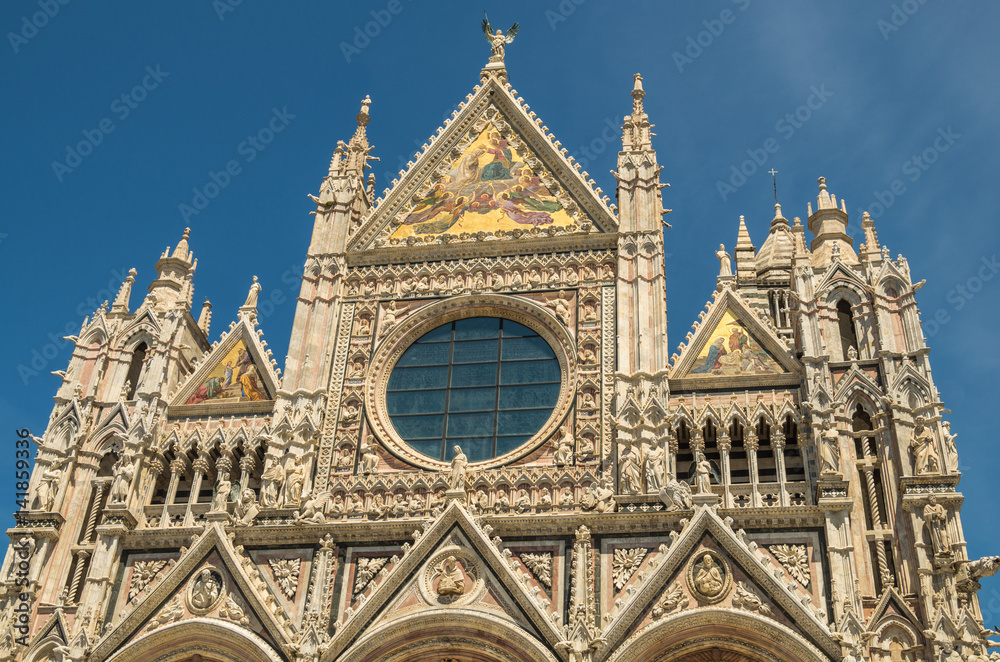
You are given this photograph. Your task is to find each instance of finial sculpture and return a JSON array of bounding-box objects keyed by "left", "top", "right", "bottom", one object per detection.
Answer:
[{"left": 482, "top": 12, "right": 519, "bottom": 64}]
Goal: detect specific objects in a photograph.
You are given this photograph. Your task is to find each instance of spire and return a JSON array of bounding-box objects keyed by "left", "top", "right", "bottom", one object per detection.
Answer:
[
  {"left": 770, "top": 203, "right": 789, "bottom": 230},
  {"left": 148, "top": 227, "right": 197, "bottom": 311},
  {"left": 342, "top": 96, "right": 376, "bottom": 176},
  {"left": 735, "top": 215, "right": 757, "bottom": 283},
  {"left": 197, "top": 299, "right": 212, "bottom": 336},
  {"left": 862, "top": 211, "right": 880, "bottom": 253},
  {"left": 791, "top": 216, "right": 810, "bottom": 258},
  {"left": 622, "top": 74, "right": 654, "bottom": 152},
  {"left": 172, "top": 227, "right": 192, "bottom": 261},
  {"left": 807, "top": 176, "right": 857, "bottom": 264},
  {"left": 111, "top": 268, "right": 137, "bottom": 313},
  {"left": 756, "top": 204, "right": 795, "bottom": 276}
]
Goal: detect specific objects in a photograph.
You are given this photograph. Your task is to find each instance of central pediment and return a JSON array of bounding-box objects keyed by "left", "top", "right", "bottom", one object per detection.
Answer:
[{"left": 347, "top": 72, "right": 618, "bottom": 255}]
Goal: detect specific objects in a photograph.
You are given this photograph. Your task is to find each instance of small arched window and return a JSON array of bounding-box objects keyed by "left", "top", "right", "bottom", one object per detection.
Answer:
[
  {"left": 836, "top": 300, "right": 859, "bottom": 359},
  {"left": 124, "top": 343, "right": 147, "bottom": 400}
]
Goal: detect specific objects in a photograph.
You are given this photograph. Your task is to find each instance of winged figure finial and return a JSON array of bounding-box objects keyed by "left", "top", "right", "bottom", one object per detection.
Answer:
[{"left": 482, "top": 12, "right": 519, "bottom": 63}]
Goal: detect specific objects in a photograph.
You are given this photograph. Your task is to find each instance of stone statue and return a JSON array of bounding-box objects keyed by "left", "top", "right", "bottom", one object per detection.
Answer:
[
  {"left": 582, "top": 478, "right": 615, "bottom": 513},
  {"left": 955, "top": 555, "right": 1000, "bottom": 595},
  {"left": 942, "top": 422, "right": 959, "bottom": 472},
  {"left": 693, "top": 554, "right": 724, "bottom": 596},
  {"left": 658, "top": 475, "right": 693, "bottom": 511},
  {"left": 243, "top": 275, "right": 262, "bottom": 309},
  {"left": 494, "top": 489, "right": 510, "bottom": 512},
  {"left": 35, "top": 462, "right": 63, "bottom": 512},
  {"left": 515, "top": 489, "right": 531, "bottom": 513},
  {"left": 716, "top": 244, "right": 733, "bottom": 277},
  {"left": 923, "top": 495, "right": 952, "bottom": 559},
  {"left": 210, "top": 472, "right": 231, "bottom": 513},
  {"left": 447, "top": 446, "right": 468, "bottom": 490},
  {"left": 576, "top": 435, "right": 595, "bottom": 462},
  {"left": 694, "top": 451, "right": 713, "bottom": 494},
  {"left": 539, "top": 488, "right": 552, "bottom": 507},
  {"left": 819, "top": 425, "right": 841, "bottom": 475},
  {"left": 108, "top": 454, "right": 135, "bottom": 504},
  {"left": 260, "top": 458, "right": 286, "bottom": 508},
  {"left": 359, "top": 443, "right": 379, "bottom": 474},
  {"left": 644, "top": 445, "right": 665, "bottom": 492},
  {"left": 283, "top": 457, "right": 306, "bottom": 508},
  {"left": 559, "top": 486, "right": 574, "bottom": 507},
  {"left": 482, "top": 15, "right": 519, "bottom": 63},
  {"left": 436, "top": 555, "right": 466, "bottom": 596},
  {"left": 619, "top": 445, "right": 642, "bottom": 494},
  {"left": 553, "top": 428, "right": 574, "bottom": 466},
  {"left": 234, "top": 488, "right": 258, "bottom": 525},
  {"left": 910, "top": 417, "right": 940, "bottom": 475},
  {"left": 190, "top": 568, "right": 221, "bottom": 610}
]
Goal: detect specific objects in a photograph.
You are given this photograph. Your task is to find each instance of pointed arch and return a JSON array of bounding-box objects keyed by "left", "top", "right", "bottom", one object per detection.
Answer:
[
  {"left": 332, "top": 608, "right": 559, "bottom": 662},
  {"left": 606, "top": 607, "right": 830, "bottom": 662},
  {"left": 104, "top": 618, "right": 283, "bottom": 662}
]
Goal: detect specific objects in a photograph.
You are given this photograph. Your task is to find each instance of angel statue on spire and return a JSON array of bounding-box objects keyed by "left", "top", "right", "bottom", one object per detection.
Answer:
[{"left": 482, "top": 12, "right": 519, "bottom": 63}]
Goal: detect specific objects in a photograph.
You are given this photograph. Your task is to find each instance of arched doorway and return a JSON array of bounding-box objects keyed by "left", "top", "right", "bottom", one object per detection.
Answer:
[
  {"left": 104, "top": 619, "right": 283, "bottom": 662},
  {"left": 606, "top": 608, "right": 833, "bottom": 662},
  {"left": 333, "top": 608, "right": 560, "bottom": 662}
]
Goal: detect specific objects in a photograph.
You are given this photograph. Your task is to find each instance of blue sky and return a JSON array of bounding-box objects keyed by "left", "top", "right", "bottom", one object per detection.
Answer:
[{"left": 2, "top": 1, "right": 999, "bottom": 616}]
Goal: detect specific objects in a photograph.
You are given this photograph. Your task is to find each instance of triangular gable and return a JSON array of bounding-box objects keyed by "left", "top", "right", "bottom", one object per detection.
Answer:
[
  {"left": 169, "top": 317, "right": 278, "bottom": 416},
  {"left": 92, "top": 402, "right": 130, "bottom": 443},
  {"left": 867, "top": 587, "right": 922, "bottom": 634},
  {"left": 120, "top": 307, "right": 162, "bottom": 340},
  {"left": 601, "top": 506, "right": 839, "bottom": 661},
  {"left": 814, "top": 261, "right": 868, "bottom": 298},
  {"left": 348, "top": 72, "right": 617, "bottom": 254},
  {"left": 24, "top": 608, "right": 69, "bottom": 651},
  {"left": 324, "top": 501, "right": 562, "bottom": 662},
  {"left": 671, "top": 289, "right": 800, "bottom": 386},
  {"left": 90, "top": 523, "right": 290, "bottom": 661}
]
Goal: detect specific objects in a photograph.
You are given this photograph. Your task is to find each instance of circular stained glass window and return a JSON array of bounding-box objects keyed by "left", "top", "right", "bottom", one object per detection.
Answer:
[{"left": 386, "top": 317, "right": 561, "bottom": 463}]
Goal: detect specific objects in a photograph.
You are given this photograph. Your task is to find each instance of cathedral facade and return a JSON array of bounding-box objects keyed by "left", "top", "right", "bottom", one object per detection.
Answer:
[{"left": 3, "top": 36, "right": 997, "bottom": 662}]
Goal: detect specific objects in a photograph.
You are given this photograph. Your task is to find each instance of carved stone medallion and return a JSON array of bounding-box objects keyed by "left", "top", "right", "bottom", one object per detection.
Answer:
[
  {"left": 185, "top": 565, "right": 225, "bottom": 614},
  {"left": 420, "top": 547, "right": 484, "bottom": 606},
  {"left": 685, "top": 550, "right": 731, "bottom": 604}
]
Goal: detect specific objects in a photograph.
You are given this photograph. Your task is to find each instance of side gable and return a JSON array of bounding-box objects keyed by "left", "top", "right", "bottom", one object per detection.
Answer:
[
  {"left": 670, "top": 288, "right": 800, "bottom": 388},
  {"left": 168, "top": 316, "right": 279, "bottom": 417}
]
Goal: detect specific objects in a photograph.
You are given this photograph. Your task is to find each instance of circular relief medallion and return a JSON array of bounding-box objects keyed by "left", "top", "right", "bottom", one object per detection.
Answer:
[
  {"left": 419, "top": 547, "right": 484, "bottom": 607},
  {"left": 186, "top": 565, "right": 225, "bottom": 614},
  {"left": 685, "top": 550, "right": 731, "bottom": 604}
]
